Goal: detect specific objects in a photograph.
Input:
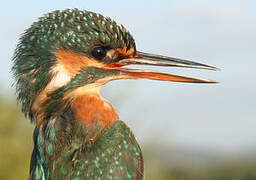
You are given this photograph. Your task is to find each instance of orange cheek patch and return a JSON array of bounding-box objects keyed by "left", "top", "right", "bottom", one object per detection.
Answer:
[{"left": 56, "top": 48, "right": 104, "bottom": 75}]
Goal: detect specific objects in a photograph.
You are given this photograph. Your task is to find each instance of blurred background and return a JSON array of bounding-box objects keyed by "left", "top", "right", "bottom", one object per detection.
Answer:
[{"left": 1, "top": 0, "right": 256, "bottom": 179}]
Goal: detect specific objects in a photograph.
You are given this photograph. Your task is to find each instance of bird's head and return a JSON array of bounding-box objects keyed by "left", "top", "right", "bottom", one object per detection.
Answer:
[{"left": 12, "top": 9, "right": 217, "bottom": 124}]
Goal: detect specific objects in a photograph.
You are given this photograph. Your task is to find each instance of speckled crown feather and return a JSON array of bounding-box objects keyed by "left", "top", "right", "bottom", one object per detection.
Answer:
[{"left": 12, "top": 9, "right": 136, "bottom": 117}]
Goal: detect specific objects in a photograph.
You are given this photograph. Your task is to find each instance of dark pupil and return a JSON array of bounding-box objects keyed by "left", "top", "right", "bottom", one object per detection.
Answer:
[{"left": 92, "top": 47, "right": 106, "bottom": 60}]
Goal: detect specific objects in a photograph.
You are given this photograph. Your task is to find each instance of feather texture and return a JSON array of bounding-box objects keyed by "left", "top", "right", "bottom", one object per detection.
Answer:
[{"left": 30, "top": 109, "right": 143, "bottom": 179}]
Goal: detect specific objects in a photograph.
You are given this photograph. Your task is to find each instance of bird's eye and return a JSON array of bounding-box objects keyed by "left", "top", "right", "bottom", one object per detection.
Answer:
[{"left": 91, "top": 46, "right": 107, "bottom": 60}]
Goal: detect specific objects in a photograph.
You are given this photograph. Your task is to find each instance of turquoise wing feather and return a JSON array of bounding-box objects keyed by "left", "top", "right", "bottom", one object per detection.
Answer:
[{"left": 30, "top": 112, "right": 143, "bottom": 180}]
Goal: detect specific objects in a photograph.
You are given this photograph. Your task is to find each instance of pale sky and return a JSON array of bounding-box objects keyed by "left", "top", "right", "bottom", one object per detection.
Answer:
[{"left": 1, "top": 0, "right": 256, "bottom": 154}]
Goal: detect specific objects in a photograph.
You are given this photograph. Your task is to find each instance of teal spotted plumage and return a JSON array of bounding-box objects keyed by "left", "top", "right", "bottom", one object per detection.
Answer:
[
  {"left": 12, "top": 7, "right": 218, "bottom": 180},
  {"left": 30, "top": 112, "right": 143, "bottom": 180}
]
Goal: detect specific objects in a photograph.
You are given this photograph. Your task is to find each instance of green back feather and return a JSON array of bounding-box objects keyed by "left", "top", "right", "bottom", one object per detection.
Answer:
[{"left": 31, "top": 118, "right": 143, "bottom": 180}]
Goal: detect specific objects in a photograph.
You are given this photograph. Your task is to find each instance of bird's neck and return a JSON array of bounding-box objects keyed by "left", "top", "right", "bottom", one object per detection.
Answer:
[{"left": 70, "top": 90, "right": 119, "bottom": 136}]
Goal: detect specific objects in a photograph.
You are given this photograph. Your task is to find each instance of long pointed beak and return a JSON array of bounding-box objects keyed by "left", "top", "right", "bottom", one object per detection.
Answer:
[{"left": 114, "top": 51, "right": 219, "bottom": 83}]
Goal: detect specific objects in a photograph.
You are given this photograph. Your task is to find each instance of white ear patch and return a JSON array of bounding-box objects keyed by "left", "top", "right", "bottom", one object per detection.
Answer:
[
  {"left": 47, "top": 64, "right": 71, "bottom": 90},
  {"left": 31, "top": 64, "right": 71, "bottom": 113}
]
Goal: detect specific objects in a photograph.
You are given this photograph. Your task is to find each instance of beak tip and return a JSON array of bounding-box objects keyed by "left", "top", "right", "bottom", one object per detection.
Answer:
[
  {"left": 191, "top": 79, "right": 219, "bottom": 83},
  {"left": 205, "top": 79, "right": 219, "bottom": 83},
  {"left": 210, "top": 67, "right": 221, "bottom": 71},
  {"left": 209, "top": 80, "right": 219, "bottom": 83}
]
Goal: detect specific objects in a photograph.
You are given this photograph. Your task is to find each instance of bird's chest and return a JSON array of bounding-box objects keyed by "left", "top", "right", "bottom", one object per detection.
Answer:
[
  {"left": 40, "top": 92, "right": 120, "bottom": 152},
  {"left": 36, "top": 94, "right": 120, "bottom": 169},
  {"left": 32, "top": 93, "right": 143, "bottom": 179},
  {"left": 70, "top": 92, "right": 119, "bottom": 134}
]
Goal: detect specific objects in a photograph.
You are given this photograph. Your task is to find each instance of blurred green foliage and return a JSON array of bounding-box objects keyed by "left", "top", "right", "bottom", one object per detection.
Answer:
[
  {"left": 143, "top": 147, "right": 256, "bottom": 180},
  {"left": 1, "top": 95, "right": 256, "bottom": 180},
  {"left": 0, "top": 96, "right": 33, "bottom": 179}
]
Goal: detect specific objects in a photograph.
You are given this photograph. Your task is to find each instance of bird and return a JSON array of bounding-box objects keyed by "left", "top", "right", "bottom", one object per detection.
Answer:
[{"left": 12, "top": 9, "right": 218, "bottom": 180}]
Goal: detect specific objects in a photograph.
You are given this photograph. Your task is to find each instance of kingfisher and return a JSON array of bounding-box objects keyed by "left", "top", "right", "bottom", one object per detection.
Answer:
[{"left": 12, "top": 9, "right": 217, "bottom": 180}]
